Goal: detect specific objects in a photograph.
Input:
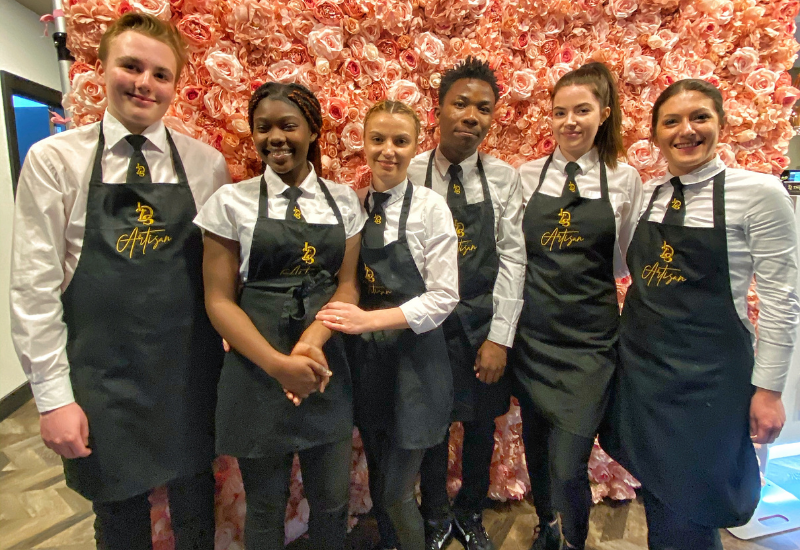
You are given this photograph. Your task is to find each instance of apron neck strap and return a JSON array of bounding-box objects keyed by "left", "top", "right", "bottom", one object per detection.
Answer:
[
  {"left": 424, "top": 148, "right": 491, "bottom": 203},
  {"left": 317, "top": 177, "right": 344, "bottom": 226},
  {"left": 534, "top": 154, "right": 554, "bottom": 194},
  {"left": 89, "top": 120, "right": 187, "bottom": 185}
]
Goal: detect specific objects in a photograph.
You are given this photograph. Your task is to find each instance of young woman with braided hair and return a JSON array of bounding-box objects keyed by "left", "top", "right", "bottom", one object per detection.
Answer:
[{"left": 196, "top": 82, "right": 367, "bottom": 549}]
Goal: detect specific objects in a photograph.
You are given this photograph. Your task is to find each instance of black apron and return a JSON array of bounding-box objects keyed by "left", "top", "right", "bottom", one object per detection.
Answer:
[
  {"left": 61, "top": 122, "right": 223, "bottom": 503},
  {"left": 349, "top": 181, "right": 453, "bottom": 449},
  {"left": 424, "top": 151, "right": 510, "bottom": 422},
  {"left": 215, "top": 176, "right": 353, "bottom": 457},
  {"left": 511, "top": 155, "right": 619, "bottom": 437},
  {"left": 601, "top": 170, "right": 760, "bottom": 527}
]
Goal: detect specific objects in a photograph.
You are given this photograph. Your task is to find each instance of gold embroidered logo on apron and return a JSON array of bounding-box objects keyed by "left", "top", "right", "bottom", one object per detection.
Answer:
[
  {"left": 454, "top": 219, "right": 477, "bottom": 256},
  {"left": 363, "top": 264, "right": 391, "bottom": 295},
  {"left": 541, "top": 209, "right": 584, "bottom": 251},
  {"left": 670, "top": 198, "right": 682, "bottom": 210},
  {"left": 302, "top": 241, "right": 316, "bottom": 265},
  {"left": 117, "top": 202, "right": 172, "bottom": 258},
  {"left": 641, "top": 240, "right": 687, "bottom": 286}
]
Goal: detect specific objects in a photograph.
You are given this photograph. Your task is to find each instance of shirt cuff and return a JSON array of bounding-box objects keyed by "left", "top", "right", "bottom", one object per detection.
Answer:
[
  {"left": 752, "top": 340, "right": 793, "bottom": 392},
  {"left": 488, "top": 320, "right": 516, "bottom": 348},
  {"left": 399, "top": 299, "right": 437, "bottom": 334},
  {"left": 30, "top": 374, "right": 75, "bottom": 413}
]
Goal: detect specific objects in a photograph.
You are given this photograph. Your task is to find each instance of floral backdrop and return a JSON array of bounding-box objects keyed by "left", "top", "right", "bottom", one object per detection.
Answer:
[{"left": 61, "top": 0, "right": 798, "bottom": 546}]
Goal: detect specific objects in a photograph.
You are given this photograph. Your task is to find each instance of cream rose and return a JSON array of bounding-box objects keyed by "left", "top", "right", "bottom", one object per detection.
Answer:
[
  {"left": 606, "top": 0, "right": 638, "bottom": 19},
  {"left": 727, "top": 47, "right": 760, "bottom": 76},
  {"left": 623, "top": 55, "right": 660, "bottom": 85},
  {"left": 341, "top": 122, "right": 365, "bottom": 152},
  {"left": 509, "top": 69, "right": 538, "bottom": 101},
  {"left": 268, "top": 60, "right": 299, "bottom": 83},
  {"left": 415, "top": 32, "right": 445, "bottom": 65},
  {"left": 745, "top": 68, "right": 779, "bottom": 95},
  {"left": 387, "top": 79, "right": 422, "bottom": 104},
  {"left": 205, "top": 50, "right": 246, "bottom": 92},
  {"left": 626, "top": 140, "right": 660, "bottom": 170},
  {"left": 308, "top": 25, "right": 344, "bottom": 61}
]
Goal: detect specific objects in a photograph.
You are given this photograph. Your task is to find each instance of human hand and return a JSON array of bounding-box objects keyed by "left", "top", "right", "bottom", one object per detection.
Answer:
[
  {"left": 273, "top": 354, "right": 332, "bottom": 399},
  {"left": 316, "top": 302, "right": 375, "bottom": 334},
  {"left": 292, "top": 341, "right": 331, "bottom": 393},
  {"left": 750, "top": 387, "right": 785, "bottom": 444},
  {"left": 40, "top": 402, "right": 92, "bottom": 459},
  {"left": 475, "top": 340, "right": 507, "bottom": 384}
]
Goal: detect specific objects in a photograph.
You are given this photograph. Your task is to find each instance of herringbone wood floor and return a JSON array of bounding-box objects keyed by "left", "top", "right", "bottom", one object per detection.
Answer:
[{"left": 2, "top": 400, "right": 799, "bottom": 549}]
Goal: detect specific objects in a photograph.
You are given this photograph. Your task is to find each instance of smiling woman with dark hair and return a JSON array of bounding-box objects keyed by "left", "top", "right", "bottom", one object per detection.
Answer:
[
  {"left": 602, "top": 79, "right": 800, "bottom": 550},
  {"left": 195, "top": 81, "right": 366, "bottom": 550}
]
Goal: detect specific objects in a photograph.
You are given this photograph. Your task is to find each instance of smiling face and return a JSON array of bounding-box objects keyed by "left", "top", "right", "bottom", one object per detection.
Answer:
[
  {"left": 251, "top": 97, "right": 317, "bottom": 186},
  {"left": 99, "top": 30, "right": 178, "bottom": 134},
  {"left": 363, "top": 111, "right": 418, "bottom": 191},
  {"left": 436, "top": 78, "right": 495, "bottom": 165},
  {"left": 653, "top": 90, "right": 721, "bottom": 176},
  {"left": 551, "top": 84, "right": 610, "bottom": 162}
]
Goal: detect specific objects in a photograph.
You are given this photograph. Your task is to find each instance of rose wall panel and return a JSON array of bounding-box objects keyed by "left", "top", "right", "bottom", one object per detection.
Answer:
[{"left": 62, "top": 0, "right": 799, "bottom": 547}]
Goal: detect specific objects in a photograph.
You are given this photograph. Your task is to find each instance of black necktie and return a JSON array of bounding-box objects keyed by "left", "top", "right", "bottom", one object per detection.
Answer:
[
  {"left": 446, "top": 164, "right": 467, "bottom": 208},
  {"left": 562, "top": 161, "right": 580, "bottom": 198},
  {"left": 282, "top": 187, "right": 304, "bottom": 221},
  {"left": 364, "top": 192, "right": 390, "bottom": 248},
  {"left": 662, "top": 176, "right": 685, "bottom": 226},
  {"left": 125, "top": 135, "right": 152, "bottom": 184}
]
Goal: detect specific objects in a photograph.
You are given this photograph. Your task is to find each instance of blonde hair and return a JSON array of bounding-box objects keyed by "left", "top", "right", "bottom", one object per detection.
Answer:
[
  {"left": 363, "top": 100, "right": 421, "bottom": 140},
  {"left": 98, "top": 12, "right": 188, "bottom": 77}
]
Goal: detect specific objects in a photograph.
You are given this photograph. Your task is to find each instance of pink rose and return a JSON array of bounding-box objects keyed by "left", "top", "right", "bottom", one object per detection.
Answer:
[
  {"left": 176, "top": 14, "right": 216, "bottom": 50},
  {"left": 178, "top": 85, "right": 205, "bottom": 106},
  {"left": 363, "top": 57, "right": 386, "bottom": 81},
  {"left": 324, "top": 97, "right": 349, "bottom": 125},
  {"left": 775, "top": 86, "right": 800, "bottom": 110},
  {"left": 399, "top": 49, "right": 419, "bottom": 71},
  {"left": 66, "top": 0, "right": 116, "bottom": 60},
  {"left": 727, "top": 47, "right": 760, "bottom": 76},
  {"left": 341, "top": 122, "right": 364, "bottom": 152},
  {"left": 377, "top": 38, "right": 400, "bottom": 59},
  {"left": 415, "top": 32, "right": 445, "bottom": 65},
  {"left": 543, "top": 14, "right": 565, "bottom": 35},
  {"left": 606, "top": 0, "right": 638, "bottom": 19},
  {"left": 627, "top": 140, "right": 660, "bottom": 170},
  {"left": 716, "top": 143, "right": 739, "bottom": 168},
  {"left": 267, "top": 32, "right": 293, "bottom": 52},
  {"left": 387, "top": 79, "right": 421, "bottom": 105},
  {"left": 509, "top": 69, "right": 538, "bottom": 101},
  {"left": 308, "top": 25, "right": 344, "bottom": 60},
  {"left": 268, "top": 60, "right": 300, "bottom": 83},
  {"left": 203, "top": 85, "right": 239, "bottom": 120},
  {"left": 546, "top": 63, "right": 572, "bottom": 90},
  {"left": 205, "top": 49, "right": 247, "bottom": 92},
  {"left": 68, "top": 71, "right": 107, "bottom": 120},
  {"left": 343, "top": 58, "right": 362, "bottom": 79},
  {"left": 623, "top": 55, "right": 660, "bottom": 85},
  {"left": 648, "top": 28, "right": 678, "bottom": 50},
  {"left": 227, "top": 114, "right": 251, "bottom": 137},
  {"left": 313, "top": 1, "right": 345, "bottom": 25},
  {"left": 535, "top": 136, "right": 557, "bottom": 157},
  {"left": 130, "top": 0, "right": 170, "bottom": 19},
  {"left": 745, "top": 68, "right": 779, "bottom": 95}
]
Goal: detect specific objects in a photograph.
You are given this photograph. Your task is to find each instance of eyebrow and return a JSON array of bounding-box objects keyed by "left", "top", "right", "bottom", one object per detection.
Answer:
[
  {"left": 661, "top": 108, "right": 714, "bottom": 119},
  {"left": 553, "top": 102, "right": 594, "bottom": 110},
  {"left": 453, "top": 95, "right": 493, "bottom": 106}
]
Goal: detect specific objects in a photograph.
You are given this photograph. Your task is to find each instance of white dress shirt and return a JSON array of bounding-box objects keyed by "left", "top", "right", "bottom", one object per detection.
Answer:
[
  {"left": 363, "top": 179, "right": 459, "bottom": 334},
  {"left": 407, "top": 149, "right": 526, "bottom": 348},
  {"left": 194, "top": 165, "right": 368, "bottom": 279},
  {"left": 641, "top": 156, "right": 799, "bottom": 392},
  {"left": 519, "top": 147, "right": 644, "bottom": 278},
  {"left": 10, "top": 111, "right": 231, "bottom": 413}
]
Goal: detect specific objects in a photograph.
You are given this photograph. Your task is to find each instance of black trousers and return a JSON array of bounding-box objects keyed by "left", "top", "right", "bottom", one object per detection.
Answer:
[
  {"left": 92, "top": 469, "right": 216, "bottom": 550},
  {"left": 520, "top": 403, "right": 594, "bottom": 548},
  {"left": 361, "top": 428, "right": 427, "bottom": 550},
  {"left": 419, "top": 414, "right": 498, "bottom": 522},
  {"left": 237, "top": 438, "right": 351, "bottom": 550},
  {"left": 640, "top": 488, "right": 723, "bottom": 550}
]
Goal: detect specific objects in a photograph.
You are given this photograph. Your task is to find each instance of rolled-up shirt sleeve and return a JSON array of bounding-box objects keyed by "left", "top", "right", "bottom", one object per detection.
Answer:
[
  {"left": 489, "top": 170, "right": 526, "bottom": 347},
  {"left": 10, "top": 147, "right": 74, "bottom": 413},
  {"left": 746, "top": 182, "right": 800, "bottom": 392},
  {"left": 399, "top": 195, "right": 459, "bottom": 333}
]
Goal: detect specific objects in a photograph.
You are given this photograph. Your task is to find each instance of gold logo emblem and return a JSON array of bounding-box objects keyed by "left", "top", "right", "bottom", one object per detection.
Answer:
[
  {"left": 302, "top": 241, "right": 316, "bottom": 265},
  {"left": 136, "top": 163, "right": 146, "bottom": 178},
  {"left": 454, "top": 220, "right": 466, "bottom": 238},
  {"left": 117, "top": 202, "right": 171, "bottom": 258},
  {"left": 453, "top": 184, "right": 461, "bottom": 195},
  {"left": 558, "top": 209, "right": 571, "bottom": 227},
  {"left": 293, "top": 206, "right": 302, "bottom": 219},
  {"left": 671, "top": 198, "right": 682, "bottom": 210},
  {"left": 374, "top": 214, "right": 382, "bottom": 225},
  {"left": 569, "top": 182, "right": 576, "bottom": 192},
  {"left": 364, "top": 264, "right": 375, "bottom": 283},
  {"left": 136, "top": 202, "right": 154, "bottom": 225},
  {"left": 660, "top": 241, "right": 674, "bottom": 263}
]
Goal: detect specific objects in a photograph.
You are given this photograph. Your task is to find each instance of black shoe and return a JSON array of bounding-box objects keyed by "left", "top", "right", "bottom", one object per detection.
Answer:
[
  {"left": 425, "top": 517, "right": 454, "bottom": 550},
  {"left": 453, "top": 512, "right": 495, "bottom": 550},
  {"left": 529, "top": 519, "right": 563, "bottom": 550}
]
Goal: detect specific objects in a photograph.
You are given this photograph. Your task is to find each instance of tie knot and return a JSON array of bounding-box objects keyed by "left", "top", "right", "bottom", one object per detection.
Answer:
[
  {"left": 669, "top": 176, "right": 683, "bottom": 191},
  {"left": 447, "top": 164, "right": 463, "bottom": 181},
  {"left": 282, "top": 186, "right": 303, "bottom": 201},
  {"left": 371, "top": 192, "right": 390, "bottom": 212},
  {"left": 565, "top": 162, "right": 580, "bottom": 180},
  {"left": 125, "top": 134, "right": 148, "bottom": 152}
]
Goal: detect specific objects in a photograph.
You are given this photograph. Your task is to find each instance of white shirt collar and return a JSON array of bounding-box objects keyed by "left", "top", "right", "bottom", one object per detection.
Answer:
[
  {"left": 433, "top": 147, "right": 479, "bottom": 180},
  {"left": 264, "top": 163, "right": 318, "bottom": 198},
  {"left": 102, "top": 110, "right": 167, "bottom": 153},
  {"left": 368, "top": 178, "right": 409, "bottom": 207},
  {"left": 552, "top": 146, "right": 599, "bottom": 176},
  {"left": 650, "top": 155, "right": 726, "bottom": 188}
]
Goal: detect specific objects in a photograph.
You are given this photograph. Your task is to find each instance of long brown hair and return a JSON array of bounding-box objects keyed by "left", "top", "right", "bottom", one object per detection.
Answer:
[{"left": 552, "top": 62, "right": 623, "bottom": 169}]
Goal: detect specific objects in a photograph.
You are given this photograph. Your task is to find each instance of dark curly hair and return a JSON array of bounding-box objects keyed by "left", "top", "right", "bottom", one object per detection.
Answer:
[
  {"left": 439, "top": 56, "right": 500, "bottom": 104},
  {"left": 248, "top": 82, "right": 323, "bottom": 174}
]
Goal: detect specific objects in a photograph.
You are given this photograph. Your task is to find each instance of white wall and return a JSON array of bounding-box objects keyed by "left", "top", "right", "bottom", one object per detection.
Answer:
[{"left": 0, "top": 0, "right": 61, "bottom": 400}]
